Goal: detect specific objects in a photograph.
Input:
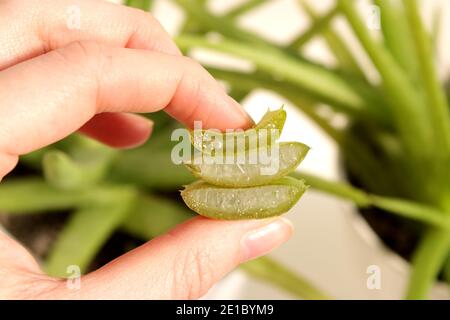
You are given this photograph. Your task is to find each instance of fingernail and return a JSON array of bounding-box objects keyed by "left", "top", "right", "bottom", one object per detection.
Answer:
[
  {"left": 140, "top": 118, "right": 154, "bottom": 129},
  {"left": 228, "top": 97, "right": 255, "bottom": 127},
  {"left": 241, "top": 217, "right": 294, "bottom": 262}
]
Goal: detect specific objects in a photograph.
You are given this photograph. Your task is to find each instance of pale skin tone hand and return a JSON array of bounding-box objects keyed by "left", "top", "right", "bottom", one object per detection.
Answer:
[{"left": 0, "top": 0, "right": 293, "bottom": 299}]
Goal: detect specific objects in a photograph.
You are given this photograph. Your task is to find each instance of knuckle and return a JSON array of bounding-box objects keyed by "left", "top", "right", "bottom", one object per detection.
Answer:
[
  {"left": 126, "top": 6, "right": 169, "bottom": 39},
  {"left": 181, "top": 56, "right": 204, "bottom": 74},
  {"left": 128, "top": 13, "right": 178, "bottom": 54},
  {"left": 50, "top": 40, "right": 105, "bottom": 94},
  {"left": 126, "top": 5, "right": 153, "bottom": 21},
  {"left": 176, "top": 56, "right": 215, "bottom": 109},
  {"left": 178, "top": 77, "right": 206, "bottom": 123},
  {"left": 171, "top": 247, "right": 215, "bottom": 299},
  {"left": 180, "top": 57, "right": 216, "bottom": 91},
  {"left": 127, "top": 7, "right": 166, "bottom": 36},
  {"left": 135, "top": 8, "right": 157, "bottom": 26},
  {"left": 51, "top": 40, "right": 103, "bottom": 71}
]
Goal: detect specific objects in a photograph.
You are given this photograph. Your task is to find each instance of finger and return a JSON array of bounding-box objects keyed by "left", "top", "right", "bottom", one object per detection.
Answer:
[
  {"left": 0, "top": 0, "right": 180, "bottom": 70},
  {"left": 0, "top": 229, "right": 58, "bottom": 299},
  {"left": 0, "top": 229, "right": 41, "bottom": 272},
  {"left": 79, "top": 113, "right": 153, "bottom": 149},
  {"left": 54, "top": 216, "right": 293, "bottom": 299},
  {"left": 0, "top": 41, "right": 252, "bottom": 177}
]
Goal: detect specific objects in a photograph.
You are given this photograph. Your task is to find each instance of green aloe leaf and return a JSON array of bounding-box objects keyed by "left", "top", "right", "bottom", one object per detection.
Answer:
[
  {"left": 374, "top": 0, "right": 419, "bottom": 82},
  {"left": 122, "top": 194, "right": 193, "bottom": 239},
  {"left": 43, "top": 150, "right": 112, "bottom": 190},
  {"left": 176, "top": 34, "right": 385, "bottom": 123},
  {"left": 110, "top": 128, "right": 195, "bottom": 189},
  {"left": 0, "top": 178, "right": 85, "bottom": 213},
  {"left": 339, "top": 0, "right": 431, "bottom": 157},
  {"left": 406, "top": 228, "right": 450, "bottom": 299},
  {"left": 45, "top": 186, "right": 137, "bottom": 277},
  {"left": 125, "top": 0, "right": 153, "bottom": 10},
  {"left": 174, "top": 0, "right": 271, "bottom": 48},
  {"left": 289, "top": 2, "right": 338, "bottom": 51},
  {"left": 403, "top": 0, "right": 450, "bottom": 157},
  {"left": 241, "top": 256, "right": 330, "bottom": 300},
  {"left": 226, "top": 0, "right": 267, "bottom": 19},
  {"left": 297, "top": 0, "right": 365, "bottom": 79},
  {"left": 443, "top": 254, "right": 450, "bottom": 285},
  {"left": 181, "top": 177, "right": 307, "bottom": 220},
  {"left": 190, "top": 108, "right": 286, "bottom": 155},
  {"left": 292, "top": 172, "right": 450, "bottom": 228},
  {"left": 185, "top": 142, "right": 309, "bottom": 187}
]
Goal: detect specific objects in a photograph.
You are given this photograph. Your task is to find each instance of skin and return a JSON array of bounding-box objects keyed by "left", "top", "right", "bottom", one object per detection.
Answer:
[{"left": 0, "top": 0, "right": 293, "bottom": 299}]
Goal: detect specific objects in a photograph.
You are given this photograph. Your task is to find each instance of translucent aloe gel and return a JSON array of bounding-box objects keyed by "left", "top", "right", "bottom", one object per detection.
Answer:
[{"left": 181, "top": 108, "right": 310, "bottom": 219}]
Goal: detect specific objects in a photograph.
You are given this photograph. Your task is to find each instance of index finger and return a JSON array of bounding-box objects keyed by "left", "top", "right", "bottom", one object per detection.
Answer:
[
  {"left": 0, "top": 41, "right": 252, "bottom": 177},
  {"left": 0, "top": 0, "right": 180, "bottom": 70}
]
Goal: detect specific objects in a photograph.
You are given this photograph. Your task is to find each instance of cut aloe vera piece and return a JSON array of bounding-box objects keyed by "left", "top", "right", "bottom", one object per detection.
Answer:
[
  {"left": 190, "top": 107, "right": 286, "bottom": 155},
  {"left": 255, "top": 107, "right": 287, "bottom": 131},
  {"left": 180, "top": 176, "right": 307, "bottom": 219},
  {"left": 184, "top": 142, "right": 309, "bottom": 187}
]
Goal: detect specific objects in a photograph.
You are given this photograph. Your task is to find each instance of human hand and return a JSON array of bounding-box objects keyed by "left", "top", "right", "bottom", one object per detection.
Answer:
[{"left": 0, "top": 0, "right": 293, "bottom": 299}]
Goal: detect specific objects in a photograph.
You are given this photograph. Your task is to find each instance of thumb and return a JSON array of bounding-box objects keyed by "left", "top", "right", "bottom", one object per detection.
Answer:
[
  {"left": 54, "top": 216, "right": 293, "bottom": 299},
  {"left": 0, "top": 229, "right": 59, "bottom": 299}
]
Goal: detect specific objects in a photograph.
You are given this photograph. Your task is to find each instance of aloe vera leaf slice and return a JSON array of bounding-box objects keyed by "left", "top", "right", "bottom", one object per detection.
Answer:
[
  {"left": 185, "top": 142, "right": 309, "bottom": 187},
  {"left": 254, "top": 107, "right": 287, "bottom": 131},
  {"left": 190, "top": 107, "right": 286, "bottom": 155},
  {"left": 180, "top": 176, "right": 308, "bottom": 220}
]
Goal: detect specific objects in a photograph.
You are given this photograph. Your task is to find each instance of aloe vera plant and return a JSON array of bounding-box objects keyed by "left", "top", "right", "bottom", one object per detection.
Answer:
[
  {"left": 1, "top": 0, "right": 449, "bottom": 300},
  {"left": 185, "top": 142, "right": 309, "bottom": 187},
  {"left": 190, "top": 107, "right": 287, "bottom": 155},
  {"left": 172, "top": 0, "right": 450, "bottom": 300},
  {"left": 182, "top": 177, "right": 307, "bottom": 219},
  {"left": 182, "top": 107, "right": 309, "bottom": 219}
]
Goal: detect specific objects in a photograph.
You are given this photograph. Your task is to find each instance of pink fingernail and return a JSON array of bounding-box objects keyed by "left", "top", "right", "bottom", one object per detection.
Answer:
[
  {"left": 227, "top": 97, "right": 255, "bottom": 127},
  {"left": 241, "top": 218, "right": 294, "bottom": 262}
]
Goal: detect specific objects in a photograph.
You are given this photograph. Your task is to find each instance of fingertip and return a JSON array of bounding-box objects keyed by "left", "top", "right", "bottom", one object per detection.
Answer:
[
  {"left": 240, "top": 217, "right": 294, "bottom": 262},
  {"left": 225, "top": 96, "right": 255, "bottom": 129}
]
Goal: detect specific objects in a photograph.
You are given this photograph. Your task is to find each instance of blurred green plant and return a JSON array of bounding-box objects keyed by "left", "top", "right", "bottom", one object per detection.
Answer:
[
  {"left": 171, "top": 0, "right": 450, "bottom": 299},
  {"left": 1, "top": 0, "right": 449, "bottom": 300}
]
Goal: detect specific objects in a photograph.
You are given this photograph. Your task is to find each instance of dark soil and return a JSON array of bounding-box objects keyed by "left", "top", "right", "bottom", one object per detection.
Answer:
[
  {"left": 358, "top": 207, "right": 421, "bottom": 261},
  {"left": 343, "top": 157, "right": 423, "bottom": 263}
]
